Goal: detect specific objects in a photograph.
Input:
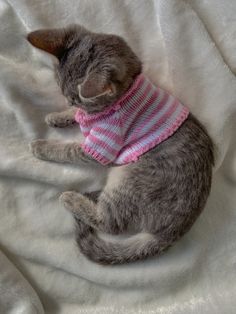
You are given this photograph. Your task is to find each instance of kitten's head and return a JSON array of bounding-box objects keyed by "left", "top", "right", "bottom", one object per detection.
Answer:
[{"left": 27, "top": 24, "right": 142, "bottom": 113}]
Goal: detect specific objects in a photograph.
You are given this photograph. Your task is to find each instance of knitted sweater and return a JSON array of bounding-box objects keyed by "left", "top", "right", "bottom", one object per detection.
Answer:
[{"left": 75, "top": 74, "right": 189, "bottom": 165}]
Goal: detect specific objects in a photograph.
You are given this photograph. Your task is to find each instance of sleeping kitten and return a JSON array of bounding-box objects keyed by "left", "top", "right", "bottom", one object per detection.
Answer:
[{"left": 27, "top": 24, "right": 214, "bottom": 264}]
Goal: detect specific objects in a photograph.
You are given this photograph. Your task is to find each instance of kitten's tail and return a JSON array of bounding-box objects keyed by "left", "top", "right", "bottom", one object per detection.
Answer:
[{"left": 74, "top": 219, "right": 172, "bottom": 264}]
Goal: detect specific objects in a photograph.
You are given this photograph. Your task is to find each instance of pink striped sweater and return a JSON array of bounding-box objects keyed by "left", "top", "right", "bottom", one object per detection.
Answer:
[{"left": 75, "top": 74, "right": 189, "bottom": 165}]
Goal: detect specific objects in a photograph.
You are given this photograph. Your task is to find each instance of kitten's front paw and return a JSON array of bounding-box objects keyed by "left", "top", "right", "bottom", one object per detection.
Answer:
[
  {"left": 45, "top": 112, "right": 76, "bottom": 128},
  {"left": 29, "top": 139, "right": 49, "bottom": 160},
  {"left": 60, "top": 191, "right": 84, "bottom": 212}
]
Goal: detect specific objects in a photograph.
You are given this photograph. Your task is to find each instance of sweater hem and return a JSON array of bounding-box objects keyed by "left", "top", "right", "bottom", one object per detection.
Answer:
[{"left": 81, "top": 144, "right": 111, "bottom": 165}]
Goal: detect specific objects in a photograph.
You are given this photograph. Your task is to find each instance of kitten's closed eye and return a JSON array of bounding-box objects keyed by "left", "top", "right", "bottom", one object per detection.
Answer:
[{"left": 78, "top": 78, "right": 115, "bottom": 101}]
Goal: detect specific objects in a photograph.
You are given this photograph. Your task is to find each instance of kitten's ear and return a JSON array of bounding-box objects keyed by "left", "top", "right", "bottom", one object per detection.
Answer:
[
  {"left": 27, "top": 28, "right": 70, "bottom": 58},
  {"left": 78, "top": 59, "right": 126, "bottom": 99},
  {"left": 27, "top": 25, "right": 88, "bottom": 58},
  {"left": 78, "top": 72, "right": 115, "bottom": 99}
]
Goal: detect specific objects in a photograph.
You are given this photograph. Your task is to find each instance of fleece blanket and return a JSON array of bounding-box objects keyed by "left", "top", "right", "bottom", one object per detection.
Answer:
[{"left": 0, "top": 0, "right": 236, "bottom": 313}]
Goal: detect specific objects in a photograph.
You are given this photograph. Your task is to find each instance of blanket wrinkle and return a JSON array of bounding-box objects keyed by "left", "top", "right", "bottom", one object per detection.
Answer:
[{"left": 0, "top": 0, "right": 236, "bottom": 313}]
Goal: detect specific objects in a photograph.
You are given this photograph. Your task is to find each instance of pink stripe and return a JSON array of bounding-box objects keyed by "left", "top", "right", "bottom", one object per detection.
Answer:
[
  {"left": 93, "top": 127, "right": 123, "bottom": 145},
  {"left": 80, "top": 126, "right": 90, "bottom": 137},
  {"left": 123, "top": 91, "right": 159, "bottom": 137},
  {"left": 114, "top": 74, "right": 146, "bottom": 109},
  {"left": 80, "top": 123, "right": 90, "bottom": 136},
  {"left": 128, "top": 92, "right": 170, "bottom": 142},
  {"left": 83, "top": 131, "right": 90, "bottom": 137},
  {"left": 88, "top": 134, "right": 118, "bottom": 156},
  {"left": 101, "top": 116, "right": 120, "bottom": 126},
  {"left": 121, "top": 83, "right": 152, "bottom": 121}
]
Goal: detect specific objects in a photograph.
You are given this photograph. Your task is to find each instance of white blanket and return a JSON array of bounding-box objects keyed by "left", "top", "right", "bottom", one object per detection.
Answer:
[{"left": 0, "top": 0, "right": 236, "bottom": 313}]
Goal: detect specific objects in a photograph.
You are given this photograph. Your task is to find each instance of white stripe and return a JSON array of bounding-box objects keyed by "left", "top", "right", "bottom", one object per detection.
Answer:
[
  {"left": 81, "top": 125, "right": 90, "bottom": 134},
  {"left": 90, "top": 129, "right": 122, "bottom": 151}
]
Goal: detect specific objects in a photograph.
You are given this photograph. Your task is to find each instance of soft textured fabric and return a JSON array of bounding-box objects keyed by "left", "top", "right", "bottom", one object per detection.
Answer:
[
  {"left": 75, "top": 74, "right": 189, "bottom": 165},
  {"left": 0, "top": 0, "right": 236, "bottom": 313}
]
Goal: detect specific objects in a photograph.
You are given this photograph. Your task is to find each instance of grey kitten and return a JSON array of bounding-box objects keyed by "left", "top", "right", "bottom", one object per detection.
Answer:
[{"left": 27, "top": 24, "right": 214, "bottom": 264}]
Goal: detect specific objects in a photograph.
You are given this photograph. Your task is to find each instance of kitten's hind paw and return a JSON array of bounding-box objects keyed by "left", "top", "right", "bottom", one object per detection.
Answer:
[{"left": 60, "top": 191, "right": 85, "bottom": 213}]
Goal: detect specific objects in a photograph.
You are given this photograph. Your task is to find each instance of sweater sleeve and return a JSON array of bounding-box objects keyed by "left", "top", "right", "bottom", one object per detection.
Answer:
[{"left": 81, "top": 113, "right": 123, "bottom": 165}]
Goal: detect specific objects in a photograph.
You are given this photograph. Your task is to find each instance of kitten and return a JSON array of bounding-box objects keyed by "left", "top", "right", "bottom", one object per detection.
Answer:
[{"left": 27, "top": 24, "right": 214, "bottom": 264}]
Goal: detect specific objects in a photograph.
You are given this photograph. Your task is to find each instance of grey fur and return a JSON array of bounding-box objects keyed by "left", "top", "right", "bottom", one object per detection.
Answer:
[
  {"left": 27, "top": 25, "right": 214, "bottom": 264},
  {"left": 45, "top": 107, "right": 77, "bottom": 128}
]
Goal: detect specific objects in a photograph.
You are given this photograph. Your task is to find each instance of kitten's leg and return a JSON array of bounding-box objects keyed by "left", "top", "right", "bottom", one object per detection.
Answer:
[
  {"left": 30, "top": 140, "right": 95, "bottom": 164},
  {"left": 45, "top": 107, "right": 77, "bottom": 128},
  {"left": 60, "top": 192, "right": 102, "bottom": 229},
  {"left": 60, "top": 191, "right": 124, "bottom": 234},
  {"left": 84, "top": 191, "right": 101, "bottom": 203}
]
